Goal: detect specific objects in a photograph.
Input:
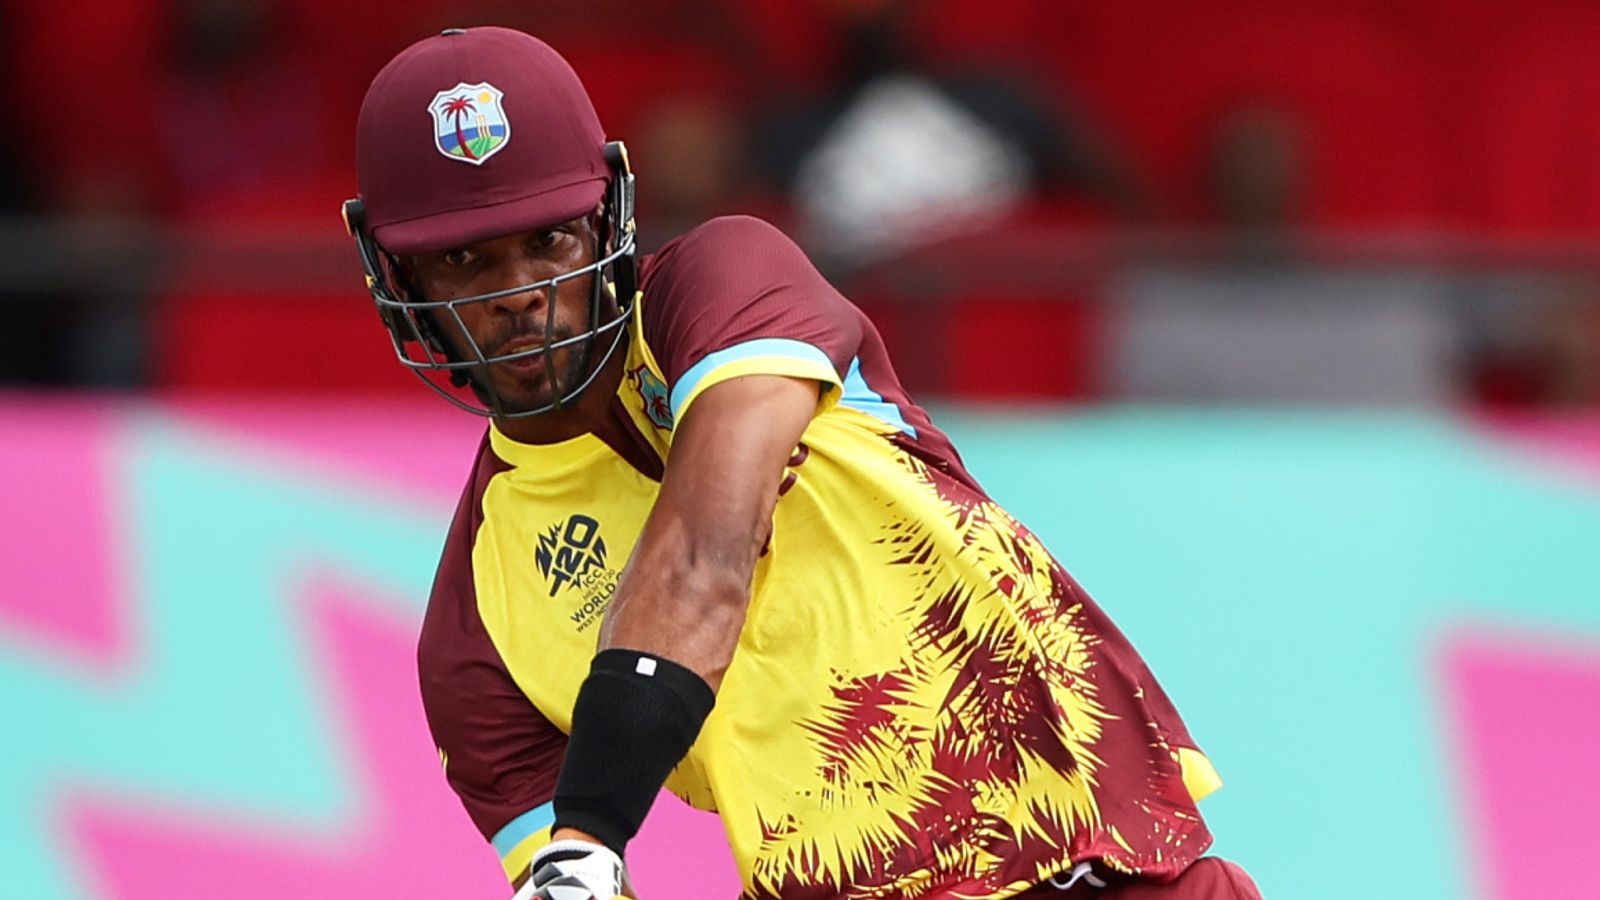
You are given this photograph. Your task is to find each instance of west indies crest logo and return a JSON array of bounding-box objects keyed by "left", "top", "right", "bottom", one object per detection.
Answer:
[
  {"left": 428, "top": 82, "right": 509, "bottom": 165},
  {"left": 626, "top": 364, "right": 673, "bottom": 430}
]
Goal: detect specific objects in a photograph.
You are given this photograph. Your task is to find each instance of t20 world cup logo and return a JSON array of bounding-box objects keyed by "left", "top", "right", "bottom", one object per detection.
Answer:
[
  {"left": 428, "top": 82, "right": 510, "bottom": 165},
  {"left": 535, "top": 514, "right": 609, "bottom": 598}
]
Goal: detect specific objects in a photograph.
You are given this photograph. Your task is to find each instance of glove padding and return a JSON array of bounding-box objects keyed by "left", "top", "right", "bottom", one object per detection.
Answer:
[{"left": 512, "top": 839, "right": 628, "bottom": 900}]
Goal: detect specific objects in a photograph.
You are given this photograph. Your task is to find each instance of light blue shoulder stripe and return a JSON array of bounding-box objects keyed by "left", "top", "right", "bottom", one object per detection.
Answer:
[
  {"left": 670, "top": 338, "right": 836, "bottom": 419},
  {"left": 491, "top": 803, "right": 555, "bottom": 857},
  {"left": 842, "top": 356, "right": 917, "bottom": 437}
]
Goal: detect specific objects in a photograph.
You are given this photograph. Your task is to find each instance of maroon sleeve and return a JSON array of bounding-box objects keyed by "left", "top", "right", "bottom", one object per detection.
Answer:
[
  {"left": 417, "top": 439, "right": 564, "bottom": 843},
  {"left": 640, "top": 215, "right": 863, "bottom": 386}
]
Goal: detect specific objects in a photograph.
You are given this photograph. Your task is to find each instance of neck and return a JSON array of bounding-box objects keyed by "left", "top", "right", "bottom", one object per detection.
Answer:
[{"left": 492, "top": 334, "right": 629, "bottom": 445}]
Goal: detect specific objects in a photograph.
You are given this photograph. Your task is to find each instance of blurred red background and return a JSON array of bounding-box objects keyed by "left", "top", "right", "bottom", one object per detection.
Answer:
[{"left": 5, "top": 0, "right": 1600, "bottom": 408}]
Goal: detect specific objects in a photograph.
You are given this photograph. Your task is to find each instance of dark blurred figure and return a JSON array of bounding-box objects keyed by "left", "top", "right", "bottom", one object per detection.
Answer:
[
  {"left": 748, "top": 0, "right": 1141, "bottom": 269},
  {"left": 1207, "top": 102, "right": 1307, "bottom": 260},
  {"left": 0, "top": 4, "right": 29, "bottom": 219},
  {"left": 0, "top": 0, "right": 62, "bottom": 384},
  {"left": 156, "top": 0, "right": 329, "bottom": 214},
  {"left": 0, "top": 0, "right": 158, "bottom": 386},
  {"left": 7, "top": 0, "right": 165, "bottom": 218},
  {"left": 631, "top": 95, "right": 751, "bottom": 251},
  {"left": 1466, "top": 280, "right": 1600, "bottom": 410}
]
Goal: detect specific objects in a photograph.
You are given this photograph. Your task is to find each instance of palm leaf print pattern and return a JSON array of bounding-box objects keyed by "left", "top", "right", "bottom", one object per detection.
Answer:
[{"left": 749, "top": 449, "right": 1123, "bottom": 899}]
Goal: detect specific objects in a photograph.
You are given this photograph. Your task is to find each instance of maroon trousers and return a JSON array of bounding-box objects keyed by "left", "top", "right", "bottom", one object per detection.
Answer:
[{"left": 1021, "top": 859, "right": 1262, "bottom": 900}]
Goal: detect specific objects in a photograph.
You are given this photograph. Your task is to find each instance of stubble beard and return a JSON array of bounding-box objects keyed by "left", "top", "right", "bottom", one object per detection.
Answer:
[{"left": 463, "top": 332, "right": 590, "bottom": 414}]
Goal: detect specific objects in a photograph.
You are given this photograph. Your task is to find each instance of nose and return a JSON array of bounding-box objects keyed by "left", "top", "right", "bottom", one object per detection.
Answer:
[{"left": 485, "top": 261, "right": 551, "bottom": 316}]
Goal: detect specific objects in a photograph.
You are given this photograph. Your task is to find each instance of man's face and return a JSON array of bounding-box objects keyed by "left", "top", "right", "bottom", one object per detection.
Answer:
[{"left": 405, "top": 214, "right": 605, "bottom": 413}]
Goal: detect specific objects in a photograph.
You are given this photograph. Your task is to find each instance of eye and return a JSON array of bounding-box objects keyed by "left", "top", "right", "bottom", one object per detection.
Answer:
[
  {"left": 531, "top": 229, "right": 560, "bottom": 250},
  {"left": 442, "top": 247, "right": 476, "bottom": 268}
]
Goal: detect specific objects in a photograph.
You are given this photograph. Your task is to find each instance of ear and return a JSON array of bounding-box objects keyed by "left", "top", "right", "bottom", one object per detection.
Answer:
[{"left": 388, "top": 255, "right": 418, "bottom": 301}]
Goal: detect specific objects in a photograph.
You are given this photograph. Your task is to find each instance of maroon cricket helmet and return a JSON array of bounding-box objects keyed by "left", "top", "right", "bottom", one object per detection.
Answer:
[
  {"left": 344, "top": 26, "right": 640, "bottom": 419},
  {"left": 356, "top": 26, "right": 609, "bottom": 255}
]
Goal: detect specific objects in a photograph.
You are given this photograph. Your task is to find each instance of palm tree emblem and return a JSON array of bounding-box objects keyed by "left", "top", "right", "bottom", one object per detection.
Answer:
[
  {"left": 441, "top": 94, "right": 479, "bottom": 160},
  {"left": 429, "top": 82, "right": 510, "bottom": 165}
]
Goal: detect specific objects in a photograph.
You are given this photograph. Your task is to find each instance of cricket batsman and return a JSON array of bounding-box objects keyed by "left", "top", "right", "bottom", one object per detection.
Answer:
[{"left": 343, "top": 25, "right": 1261, "bottom": 900}]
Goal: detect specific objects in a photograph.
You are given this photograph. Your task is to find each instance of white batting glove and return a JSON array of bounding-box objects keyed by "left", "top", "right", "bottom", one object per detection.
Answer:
[{"left": 512, "top": 838, "right": 628, "bottom": 900}]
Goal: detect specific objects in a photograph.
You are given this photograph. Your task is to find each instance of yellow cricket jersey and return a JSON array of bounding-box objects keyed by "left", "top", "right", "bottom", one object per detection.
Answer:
[{"left": 418, "top": 217, "right": 1219, "bottom": 899}]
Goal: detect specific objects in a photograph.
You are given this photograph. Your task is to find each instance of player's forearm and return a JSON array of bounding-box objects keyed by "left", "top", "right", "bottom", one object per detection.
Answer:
[
  {"left": 551, "top": 560, "right": 723, "bottom": 857},
  {"left": 549, "top": 376, "right": 811, "bottom": 863},
  {"left": 593, "top": 375, "right": 809, "bottom": 678},
  {"left": 545, "top": 465, "right": 769, "bottom": 857},
  {"left": 598, "top": 513, "right": 763, "bottom": 691}
]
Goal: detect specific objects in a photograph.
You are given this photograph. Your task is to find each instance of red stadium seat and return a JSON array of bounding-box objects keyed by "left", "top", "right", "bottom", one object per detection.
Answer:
[
  {"left": 556, "top": 40, "right": 741, "bottom": 139},
  {"left": 151, "top": 287, "right": 417, "bottom": 395},
  {"left": 903, "top": 0, "right": 1064, "bottom": 73},
  {"left": 1470, "top": 15, "right": 1600, "bottom": 235},
  {"left": 851, "top": 289, "right": 1103, "bottom": 403},
  {"left": 946, "top": 294, "right": 1104, "bottom": 402}
]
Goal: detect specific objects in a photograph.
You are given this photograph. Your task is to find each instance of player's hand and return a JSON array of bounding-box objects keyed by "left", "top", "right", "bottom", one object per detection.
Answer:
[{"left": 512, "top": 838, "right": 628, "bottom": 900}]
